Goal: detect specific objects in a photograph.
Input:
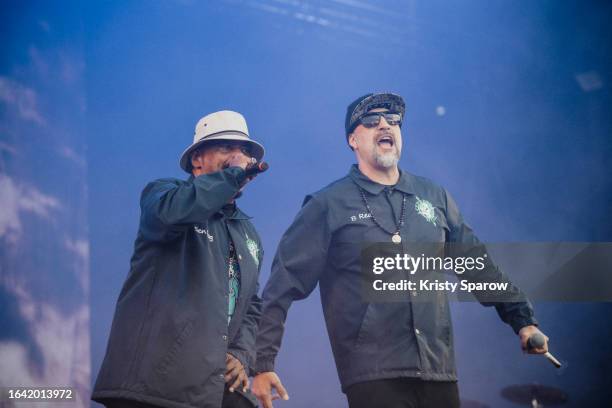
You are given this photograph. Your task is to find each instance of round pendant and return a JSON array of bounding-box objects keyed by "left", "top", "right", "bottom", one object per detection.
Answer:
[{"left": 392, "top": 233, "right": 402, "bottom": 244}]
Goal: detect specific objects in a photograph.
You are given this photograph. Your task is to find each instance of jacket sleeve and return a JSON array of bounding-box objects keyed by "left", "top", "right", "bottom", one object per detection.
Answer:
[
  {"left": 139, "top": 167, "right": 247, "bottom": 242},
  {"left": 228, "top": 281, "right": 263, "bottom": 376},
  {"left": 254, "top": 195, "right": 331, "bottom": 373},
  {"left": 444, "top": 189, "right": 538, "bottom": 333}
]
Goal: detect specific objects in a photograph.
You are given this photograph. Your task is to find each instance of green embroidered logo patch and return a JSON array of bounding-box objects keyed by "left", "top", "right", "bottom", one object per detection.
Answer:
[
  {"left": 415, "top": 196, "right": 438, "bottom": 226},
  {"left": 245, "top": 233, "right": 260, "bottom": 266}
]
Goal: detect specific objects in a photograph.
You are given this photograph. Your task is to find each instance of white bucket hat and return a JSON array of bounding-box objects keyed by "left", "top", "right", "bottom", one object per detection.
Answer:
[{"left": 179, "top": 110, "right": 265, "bottom": 173}]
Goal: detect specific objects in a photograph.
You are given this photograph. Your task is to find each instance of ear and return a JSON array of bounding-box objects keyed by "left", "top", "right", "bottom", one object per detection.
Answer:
[
  {"left": 348, "top": 133, "right": 358, "bottom": 150},
  {"left": 191, "top": 150, "right": 203, "bottom": 169}
]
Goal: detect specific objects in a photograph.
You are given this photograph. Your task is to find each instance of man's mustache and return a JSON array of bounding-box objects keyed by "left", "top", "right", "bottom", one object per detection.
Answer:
[
  {"left": 375, "top": 132, "right": 399, "bottom": 148},
  {"left": 376, "top": 131, "right": 396, "bottom": 140}
]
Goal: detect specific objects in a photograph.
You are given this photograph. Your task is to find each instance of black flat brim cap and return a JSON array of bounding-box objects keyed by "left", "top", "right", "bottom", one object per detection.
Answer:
[{"left": 345, "top": 92, "right": 406, "bottom": 143}]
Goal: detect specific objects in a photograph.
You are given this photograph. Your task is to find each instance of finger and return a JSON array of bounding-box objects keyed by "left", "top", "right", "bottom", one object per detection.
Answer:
[
  {"left": 225, "top": 354, "right": 241, "bottom": 371},
  {"left": 242, "top": 374, "right": 250, "bottom": 392},
  {"left": 236, "top": 154, "right": 251, "bottom": 168},
  {"left": 273, "top": 380, "right": 289, "bottom": 400},
  {"left": 224, "top": 366, "right": 241, "bottom": 383},
  {"left": 225, "top": 364, "right": 240, "bottom": 378},
  {"left": 529, "top": 343, "right": 548, "bottom": 354},
  {"left": 225, "top": 358, "right": 240, "bottom": 373},
  {"left": 252, "top": 387, "right": 268, "bottom": 402},
  {"left": 253, "top": 381, "right": 273, "bottom": 407},
  {"left": 262, "top": 394, "right": 273, "bottom": 408},
  {"left": 229, "top": 373, "right": 243, "bottom": 392}
]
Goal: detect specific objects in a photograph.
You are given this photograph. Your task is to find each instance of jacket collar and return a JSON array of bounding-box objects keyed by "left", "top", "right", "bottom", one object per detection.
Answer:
[
  {"left": 227, "top": 206, "right": 252, "bottom": 220},
  {"left": 348, "top": 164, "right": 415, "bottom": 195}
]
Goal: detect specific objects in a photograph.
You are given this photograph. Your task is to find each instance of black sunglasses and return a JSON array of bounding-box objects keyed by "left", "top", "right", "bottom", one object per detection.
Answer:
[{"left": 358, "top": 112, "right": 402, "bottom": 128}]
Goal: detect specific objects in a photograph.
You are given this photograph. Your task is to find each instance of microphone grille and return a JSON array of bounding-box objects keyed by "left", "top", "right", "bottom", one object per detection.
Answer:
[{"left": 528, "top": 332, "right": 546, "bottom": 349}]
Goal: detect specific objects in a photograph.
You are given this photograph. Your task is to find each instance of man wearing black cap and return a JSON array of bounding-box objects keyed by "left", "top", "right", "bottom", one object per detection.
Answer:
[
  {"left": 93, "top": 111, "right": 264, "bottom": 408},
  {"left": 251, "top": 93, "right": 549, "bottom": 408}
]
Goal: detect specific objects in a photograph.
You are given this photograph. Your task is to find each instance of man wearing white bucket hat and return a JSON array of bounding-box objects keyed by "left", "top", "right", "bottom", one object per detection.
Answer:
[{"left": 93, "top": 111, "right": 265, "bottom": 408}]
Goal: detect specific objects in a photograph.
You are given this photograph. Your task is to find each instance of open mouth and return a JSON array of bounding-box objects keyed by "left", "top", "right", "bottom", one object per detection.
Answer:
[{"left": 377, "top": 134, "right": 395, "bottom": 148}]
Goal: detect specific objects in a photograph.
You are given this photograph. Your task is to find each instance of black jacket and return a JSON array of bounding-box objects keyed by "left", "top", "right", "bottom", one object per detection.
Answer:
[
  {"left": 255, "top": 165, "right": 536, "bottom": 391},
  {"left": 93, "top": 167, "right": 262, "bottom": 408}
]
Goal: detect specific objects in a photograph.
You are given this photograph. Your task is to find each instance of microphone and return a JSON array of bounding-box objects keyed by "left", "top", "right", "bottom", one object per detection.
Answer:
[
  {"left": 528, "top": 333, "right": 562, "bottom": 368},
  {"left": 245, "top": 161, "right": 269, "bottom": 177}
]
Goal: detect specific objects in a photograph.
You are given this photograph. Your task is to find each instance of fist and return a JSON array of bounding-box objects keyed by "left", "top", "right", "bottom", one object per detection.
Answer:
[
  {"left": 518, "top": 325, "right": 549, "bottom": 354},
  {"left": 227, "top": 153, "right": 253, "bottom": 170}
]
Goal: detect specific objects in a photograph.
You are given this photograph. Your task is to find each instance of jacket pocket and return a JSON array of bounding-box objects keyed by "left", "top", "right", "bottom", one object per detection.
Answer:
[
  {"left": 354, "top": 303, "right": 375, "bottom": 349},
  {"left": 154, "top": 319, "right": 195, "bottom": 378}
]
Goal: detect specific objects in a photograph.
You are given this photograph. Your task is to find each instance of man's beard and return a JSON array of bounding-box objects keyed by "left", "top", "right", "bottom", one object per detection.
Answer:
[{"left": 372, "top": 146, "right": 400, "bottom": 169}]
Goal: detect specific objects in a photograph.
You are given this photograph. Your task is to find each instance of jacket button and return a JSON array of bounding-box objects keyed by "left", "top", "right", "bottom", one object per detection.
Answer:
[
  {"left": 415, "top": 328, "right": 421, "bottom": 335},
  {"left": 222, "top": 335, "right": 228, "bottom": 341},
  {"left": 219, "top": 374, "right": 224, "bottom": 379}
]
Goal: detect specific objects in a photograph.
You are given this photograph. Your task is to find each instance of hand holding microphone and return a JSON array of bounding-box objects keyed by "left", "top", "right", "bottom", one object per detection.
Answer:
[
  {"left": 225, "top": 155, "right": 269, "bottom": 176},
  {"left": 528, "top": 332, "right": 562, "bottom": 368},
  {"left": 519, "top": 326, "right": 562, "bottom": 368},
  {"left": 245, "top": 159, "right": 269, "bottom": 177},
  {"left": 223, "top": 154, "right": 269, "bottom": 200},
  {"left": 226, "top": 153, "right": 253, "bottom": 170}
]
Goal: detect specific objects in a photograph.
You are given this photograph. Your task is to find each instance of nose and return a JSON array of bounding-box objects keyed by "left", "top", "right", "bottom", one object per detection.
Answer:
[{"left": 378, "top": 115, "right": 391, "bottom": 129}]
